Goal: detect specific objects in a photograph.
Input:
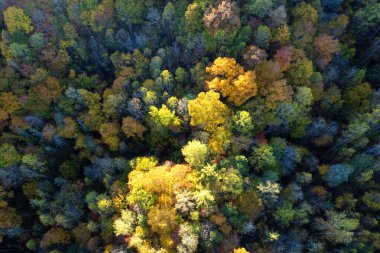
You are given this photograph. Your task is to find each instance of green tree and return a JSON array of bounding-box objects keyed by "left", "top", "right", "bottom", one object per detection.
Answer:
[
  {"left": 232, "top": 111, "right": 254, "bottom": 136},
  {"left": 181, "top": 140, "right": 209, "bottom": 169},
  {"left": 315, "top": 211, "right": 359, "bottom": 244},
  {"left": 274, "top": 202, "right": 296, "bottom": 227},
  {"left": 185, "top": 3, "right": 204, "bottom": 34},
  {"left": 113, "top": 209, "right": 136, "bottom": 236},
  {"left": 254, "top": 25, "right": 271, "bottom": 49},
  {"left": 250, "top": 144, "right": 277, "bottom": 172},
  {"left": 363, "top": 191, "right": 380, "bottom": 211},
  {"left": 115, "top": 0, "right": 146, "bottom": 24},
  {"left": 245, "top": 0, "right": 274, "bottom": 19},
  {"left": 0, "top": 144, "right": 20, "bottom": 168}
]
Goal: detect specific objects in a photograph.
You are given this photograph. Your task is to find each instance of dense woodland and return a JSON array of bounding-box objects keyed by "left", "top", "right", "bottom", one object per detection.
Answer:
[{"left": 0, "top": 0, "right": 380, "bottom": 252}]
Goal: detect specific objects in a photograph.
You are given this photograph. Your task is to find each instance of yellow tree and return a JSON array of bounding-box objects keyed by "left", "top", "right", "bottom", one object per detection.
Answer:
[
  {"left": 233, "top": 248, "right": 250, "bottom": 253},
  {"left": 149, "top": 104, "right": 181, "bottom": 131},
  {"left": 117, "top": 163, "right": 199, "bottom": 252},
  {"left": 3, "top": 7, "right": 33, "bottom": 34},
  {"left": 188, "top": 90, "right": 230, "bottom": 132},
  {"left": 206, "top": 57, "right": 258, "bottom": 106},
  {"left": 208, "top": 126, "right": 232, "bottom": 155}
]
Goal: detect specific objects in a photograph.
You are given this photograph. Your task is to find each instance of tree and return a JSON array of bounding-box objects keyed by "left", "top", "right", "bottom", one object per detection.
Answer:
[
  {"left": 257, "top": 181, "right": 281, "bottom": 204},
  {"left": 321, "top": 0, "right": 344, "bottom": 10},
  {"left": 325, "top": 164, "right": 354, "bottom": 187},
  {"left": 149, "top": 104, "right": 181, "bottom": 131},
  {"left": 295, "top": 86, "right": 313, "bottom": 107},
  {"left": 233, "top": 248, "right": 250, "bottom": 253},
  {"left": 203, "top": 0, "right": 241, "bottom": 34},
  {"left": 188, "top": 90, "right": 230, "bottom": 132},
  {"left": 102, "top": 92, "right": 125, "bottom": 118},
  {"left": 242, "top": 45, "right": 267, "bottom": 67},
  {"left": 343, "top": 82, "right": 372, "bottom": 113},
  {"left": 328, "top": 14, "right": 349, "bottom": 37},
  {"left": 147, "top": 204, "right": 178, "bottom": 248},
  {"left": 272, "top": 25, "right": 290, "bottom": 46},
  {"left": 177, "top": 222, "right": 199, "bottom": 253},
  {"left": 237, "top": 189, "right": 263, "bottom": 220},
  {"left": 0, "top": 143, "right": 20, "bottom": 168},
  {"left": 232, "top": 111, "right": 254, "bottom": 136},
  {"left": 306, "top": 117, "right": 338, "bottom": 147},
  {"left": 0, "top": 187, "right": 22, "bottom": 233},
  {"left": 71, "top": 223, "right": 91, "bottom": 246},
  {"left": 255, "top": 60, "right": 283, "bottom": 95},
  {"left": 129, "top": 156, "right": 158, "bottom": 172},
  {"left": 274, "top": 202, "right": 296, "bottom": 227},
  {"left": 245, "top": 0, "right": 274, "bottom": 19},
  {"left": 79, "top": 89, "right": 105, "bottom": 130},
  {"left": 0, "top": 92, "right": 21, "bottom": 114},
  {"left": 313, "top": 34, "right": 340, "bottom": 69},
  {"left": 115, "top": 0, "right": 146, "bottom": 25},
  {"left": 33, "top": 182, "right": 85, "bottom": 229},
  {"left": 124, "top": 163, "right": 202, "bottom": 252},
  {"left": 3, "top": 7, "right": 33, "bottom": 34},
  {"left": 185, "top": 3, "right": 204, "bottom": 34},
  {"left": 162, "top": 2, "right": 176, "bottom": 33},
  {"left": 218, "top": 168, "right": 243, "bottom": 196},
  {"left": 265, "top": 79, "right": 293, "bottom": 109},
  {"left": 254, "top": 25, "right": 271, "bottom": 49},
  {"left": 274, "top": 48, "right": 292, "bottom": 72},
  {"left": 175, "top": 190, "right": 196, "bottom": 216},
  {"left": 315, "top": 211, "right": 359, "bottom": 244},
  {"left": 208, "top": 126, "right": 232, "bottom": 155},
  {"left": 353, "top": 2, "right": 380, "bottom": 32},
  {"left": 269, "top": 6, "right": 287, "bottom": 27},
  {"left": 206, "top": 57, "right": 257, "bottom": 106},
  {"left": 99, "top": 122, "right": 120, "bottom": 151},
  {"left": 32, "top": 76, "right": 63, "bottom": 103},
  {"left": 291, "top": 3, "right": 318, "bottom": 50},
  {"left": 182, "top": 140, "right": 209, "bottom": 169},
  {"left": 40, "top": 227, "right": 71, "bottom": 248},
  {"left": 286, "top": 58, "right": 314, "bottom": 87},
  {"left": 363, "top": 191, "right": 380, "bottom": 211},
  {"left": 122, "top": 116, "right": 147, "bottom": 139},
  {"left": 250, "top": 144, "right": 277, "bottom": 172}
]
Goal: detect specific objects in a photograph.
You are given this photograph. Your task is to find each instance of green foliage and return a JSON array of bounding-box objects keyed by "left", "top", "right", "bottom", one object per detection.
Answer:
[
  {"left": 315, "top": 211, "right": 359, "bottom": 244},
  {"left": 250, "top": 144, "right": 277, "bottom": 172},
  {"left": 182, "top": 140, "right": 209, "bottom": 169},
  {"left": 245, "top": 0, "right": 274, "bottom": 19},
  {"left": 274, "top": 202, "right": 296, "bottom": 226},
  {"left": 363, "top": 191, "right": 380, "bottom": 211},
  {"left": 0, "top": 0, "right": 380, "bottom": 252},
  {"left": 254, "top": 25, "right": 271, "bottom": 49},
  {"left": 0, "top": 143, "right": 20, "bottom": 167},
  {"left": 115, "top": 0, "right": 146, "bottom": 24}
]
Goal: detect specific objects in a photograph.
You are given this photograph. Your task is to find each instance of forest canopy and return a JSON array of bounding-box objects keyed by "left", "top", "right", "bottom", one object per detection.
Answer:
[{"left": 0, "top": 0, "right": 380, "bottom": 252}]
